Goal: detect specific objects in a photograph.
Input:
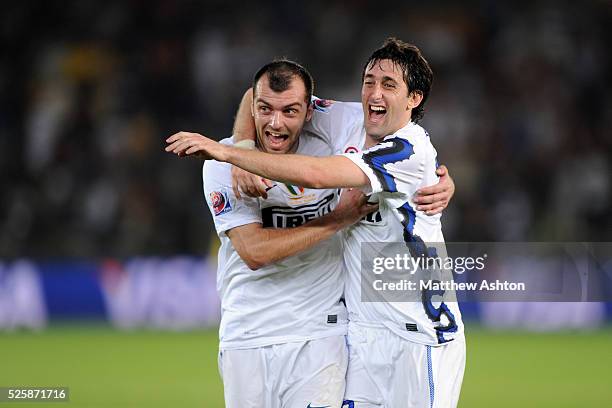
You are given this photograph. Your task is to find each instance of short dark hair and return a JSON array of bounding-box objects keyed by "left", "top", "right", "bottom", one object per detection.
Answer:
[
  {"left": 252, "top": 59, "right": 314, "bottom": 106},
  {"left": 362, "top": 38, "right": 433, "bottom": 123}
]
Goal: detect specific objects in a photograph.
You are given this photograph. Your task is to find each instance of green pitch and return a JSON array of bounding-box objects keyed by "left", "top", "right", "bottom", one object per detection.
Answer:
[{"left": 1, "top": 325, "right": 610, "bottom": 407}]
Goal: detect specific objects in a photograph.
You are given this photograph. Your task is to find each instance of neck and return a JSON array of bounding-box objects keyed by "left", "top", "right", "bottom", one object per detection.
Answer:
[
  {"left": 364, "top": 134, "right": 379, "bottom": 149},
  {"left": 364, "top": 119, "right": 413, "bottom": 148}
]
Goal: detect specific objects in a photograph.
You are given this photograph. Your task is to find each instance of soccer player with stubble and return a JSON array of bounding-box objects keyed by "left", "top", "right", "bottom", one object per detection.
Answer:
[
  {"left": 201, "top": 61, "right": 375, "bottom": 408},
  {"left": 167, "top": 39, "right": 465, "bottom": 407}
]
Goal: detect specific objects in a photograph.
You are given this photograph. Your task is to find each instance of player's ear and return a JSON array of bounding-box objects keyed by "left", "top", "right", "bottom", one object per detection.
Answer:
[
  {"left": 407, "top": 90, "right": 423, "bottom": 110},
  {"left": 305, "top": 103, "right": 313, "bottom": 122}
]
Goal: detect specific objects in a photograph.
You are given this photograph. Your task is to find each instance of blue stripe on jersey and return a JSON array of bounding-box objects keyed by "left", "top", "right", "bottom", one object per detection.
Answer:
[
  {"left": 362, "top": 138, "right": 414, "bottom": 193},
  {"left": 427, "top": 345, "right": 434, "bottom": 408},
  {"left": 362, "top": 138, "right": 420, "bottom": 247},
  {"left": 363, "top": 137, "right": 458, "bottom": 344},
  {"left": 422, "top": 293, "right": 459, "bottom": 344}
]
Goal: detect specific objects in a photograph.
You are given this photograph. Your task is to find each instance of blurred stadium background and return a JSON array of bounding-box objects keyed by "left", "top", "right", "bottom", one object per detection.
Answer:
[{"left": 1, "top": 1, "right": 611, "bottom": 407}]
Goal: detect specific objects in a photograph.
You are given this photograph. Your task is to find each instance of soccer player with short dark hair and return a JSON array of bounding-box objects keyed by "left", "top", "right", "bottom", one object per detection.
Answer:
[
  {"left": 201, "top": 59, "right": 374, "bottom": 408},
  {"left": 167, "top": 39, "right": 464, "bottom": 407}
]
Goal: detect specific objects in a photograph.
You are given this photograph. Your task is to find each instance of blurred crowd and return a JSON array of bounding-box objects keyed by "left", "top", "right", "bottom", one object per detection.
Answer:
[{"left": 1, "top": 0, "right": 610, "bottom": 257}]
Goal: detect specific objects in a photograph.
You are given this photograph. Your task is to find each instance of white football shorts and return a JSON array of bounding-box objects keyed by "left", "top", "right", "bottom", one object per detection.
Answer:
[
  {"left": 343, "top": 322, "right": 465, "bottom": 408},
  {"left": 219, "top": 335, "right": 348, "bottom": 408}
]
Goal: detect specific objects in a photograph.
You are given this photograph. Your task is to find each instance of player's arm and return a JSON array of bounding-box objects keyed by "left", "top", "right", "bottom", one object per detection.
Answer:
[
  {"left": 233, "top": 88, "right": 256, "bottom": 144},
  {"left": 227, "top": 189, "right": 376, "bottom": 270},
  {"left": 230, "top": 88, "right": 274, "bottom": 199},
  {"left": 166, "top": 132, "right": 369, "bottom": 189},
  {"left": 414, "top": 165, "right": 455, "bottom": 215},
  {"left": 233, "top": 94, "right": 454, "bottom": 211},
  {"left": 169, "top": 133, "right": 454, "bottom": 210}
]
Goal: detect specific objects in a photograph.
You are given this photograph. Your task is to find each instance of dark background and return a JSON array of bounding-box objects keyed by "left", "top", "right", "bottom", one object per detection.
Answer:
[{"left": 1, "top": 0, "right": 610, "bottom": 257}]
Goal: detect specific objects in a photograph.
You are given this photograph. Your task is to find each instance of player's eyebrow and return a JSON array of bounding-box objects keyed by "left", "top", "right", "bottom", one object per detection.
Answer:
[
  {"left": 364, "top": 74, "right": 397, "bottom": 84},
  {"left": 282, "top": 102, "right": 302, "bottom": 110},
  {"left": 254, "top": 98, "right": 271, "bottom": 106},
  {"left": 382, "top": 76, "right": 398, "bottom": 84},
  {"left": 364, "top": 73, "right": 399, "bottom": 84},
  {"left": 254, "top": 99, "right": 302, "bottom": 110}
]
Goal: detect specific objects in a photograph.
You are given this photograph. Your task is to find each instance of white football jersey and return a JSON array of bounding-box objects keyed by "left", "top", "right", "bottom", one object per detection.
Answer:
[
  {"left": 306, "top": 100, "right": 464, "bottom": 346},
  {"left": 203, "top": 135, "right": 347, "bottom": 350}
]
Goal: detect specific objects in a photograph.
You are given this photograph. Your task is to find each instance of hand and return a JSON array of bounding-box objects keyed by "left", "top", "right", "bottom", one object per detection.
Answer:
[
  {"left": 413, "top": 164, "right": 455, "bottom": 215},
  {"left": 332, "top": 189, "right": 379, "bottom": 227},
  {"left": 231, "top": 165, "right": 274, "bottom": 199},
  {"left": 165, "top": 131, "right": 225, "bottom": 160}
]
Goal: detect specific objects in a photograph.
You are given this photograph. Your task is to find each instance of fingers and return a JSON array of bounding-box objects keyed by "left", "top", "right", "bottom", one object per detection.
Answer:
[
  {"left": 166, "top": 136, "right": 198, "bottom": 155},
  {"left": 435, "top": 164, "right": 448, "bottom": 177},
  {"left": 232, "top": 182, "right": 242, "bottom": 200},
  {"left": 415, "top": 191, "right": 444, "bottom": 205},
  {"left": 246, "top": 181, "right": 268, "bottom": 199},
  {"left": 417, "top": 164, "right": 453, "bottom": 198},
  {"left": 165, "top": 132, "right": 206, "bottom": 156},
  {"left": 231, "top": 166, "right": 243, "bottom": 199},
  {"left": 185, "top": 144, "right": 205, "bottom": 155},
  {"left": 424, "top": 206, "right": 445, "bottom": 215},
  {"left": 165, "top": 131, "right": 200, "bottom": 144},
  {"left": 231, "top": 167, "right": 269, "bottom": 199},
  {"left": 417, "top": 200, "right": 448, "bottom": 212},
  {"left": 415, "top": 184, "right": 446, "bottom": 199}
]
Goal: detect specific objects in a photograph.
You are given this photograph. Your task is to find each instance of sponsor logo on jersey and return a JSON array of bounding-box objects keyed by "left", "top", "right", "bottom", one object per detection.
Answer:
[
  {"left": 344, "top": 146, "right": 359, "bottom": 154},
  {"left": 262, "top": 193, "right": 335, "bottom": 228},
  {"left": 210, "top": 190, "right": 232, "bottom": 216},
  {"left": 362, "top": 210, "right": 382, "bottom": 223}
]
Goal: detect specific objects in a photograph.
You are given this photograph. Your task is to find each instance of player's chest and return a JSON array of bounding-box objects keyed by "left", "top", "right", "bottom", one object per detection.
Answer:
[
  {"left": 259, "top": 186, "right": 339, "bottom": 229},
  {"left": 336, "top": 128, "right": 366, "bottom": 156}
]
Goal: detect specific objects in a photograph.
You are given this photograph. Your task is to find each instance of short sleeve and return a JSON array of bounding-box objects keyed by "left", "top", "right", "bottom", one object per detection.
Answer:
[
  {"left": 202, "top": 160, "right": 262, "bottom": 237},
  {"left": 342, "top": 137, "right": 426, "bottom": 197}
]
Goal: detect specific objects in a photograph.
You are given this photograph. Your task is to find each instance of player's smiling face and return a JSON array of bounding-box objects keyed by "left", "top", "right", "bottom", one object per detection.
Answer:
[
  {"left": 253, "top": 74, "right": 312, "bottom": 154},
  {"left": 361, "top": 59, "right": 415, "bottom": 141}
]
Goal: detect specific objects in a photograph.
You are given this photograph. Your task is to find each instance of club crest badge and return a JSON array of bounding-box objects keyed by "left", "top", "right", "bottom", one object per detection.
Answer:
[
  {"left": 313, "top": 98, "right": 334, "bottom": 113},
  {"left": 210, "top": 190, "right": 232, "bottom": 216}
]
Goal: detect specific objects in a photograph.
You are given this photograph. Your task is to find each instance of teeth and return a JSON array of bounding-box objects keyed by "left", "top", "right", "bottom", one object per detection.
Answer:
[{"left": 370, "top": 105, "right": 386, "bottom": 112}]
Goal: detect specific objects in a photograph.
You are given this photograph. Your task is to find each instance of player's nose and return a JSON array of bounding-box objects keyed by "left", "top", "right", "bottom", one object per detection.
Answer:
[
  {"left": 370, "top": 83, "right": 384, "bottom": 100},
  {"left": 269, "top": 111, "right": 282, "bottom": 129}
]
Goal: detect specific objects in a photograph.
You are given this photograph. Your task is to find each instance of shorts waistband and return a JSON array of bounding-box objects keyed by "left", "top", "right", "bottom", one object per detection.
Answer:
[{"left": 349, "top": 320, "right": 387, "bottom": 329}]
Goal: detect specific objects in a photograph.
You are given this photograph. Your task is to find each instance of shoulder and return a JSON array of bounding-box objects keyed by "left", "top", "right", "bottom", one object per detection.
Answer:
[
  {"left": 203, "top": 137, "right": 233, "bottom": 179},
  {"left": 203, "top": 158, "right": 231, "bottom": 180},
  {"left": 363, "top": 124, "right": 431, "bottom": 166},
  {"left": 391, "top": 123, "right": 434, "bottom": 153},
  {"left": 312, "top": 98, "right": 362, "bottom": 121},
  {"left": 395, "top": 122, "right": 428, "bottom": 141},
  {"left": 297, "top": 131, "right": 335, "bottom": 156}
]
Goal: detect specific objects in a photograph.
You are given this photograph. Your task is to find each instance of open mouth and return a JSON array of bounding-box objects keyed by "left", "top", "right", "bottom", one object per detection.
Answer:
[
  {"left": 265, "top": 130, "right": 289, "bottom": 148},
  {"left": 368, "top": 104, "right": 387, "bottom": 123}
]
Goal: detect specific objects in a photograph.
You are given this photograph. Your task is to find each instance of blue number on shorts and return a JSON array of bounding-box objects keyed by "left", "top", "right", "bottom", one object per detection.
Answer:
[{"left": 342, "top": 400, "right": 355, "bottom": 408}]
